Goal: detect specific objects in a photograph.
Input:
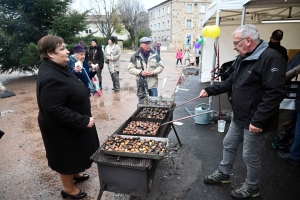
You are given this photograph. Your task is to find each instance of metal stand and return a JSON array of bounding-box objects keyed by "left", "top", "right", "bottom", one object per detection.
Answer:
[
  {"left": 171, "top": 123, "right": 182, "bottom": 147},
  {"left": 97, "top": 181, "right": 107, "bottom": 200}
]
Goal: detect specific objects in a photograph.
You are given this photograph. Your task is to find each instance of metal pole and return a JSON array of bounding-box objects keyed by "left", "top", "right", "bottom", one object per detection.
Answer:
[
  {"left": 199, "top": 39, "right": 204, "bottom": 83},
  {"left": 102, "top": 20, "right": 104, "bottom": 47},
  {"left": 208, "top": 9, "right": 221, "bottom": 107},
  {"left": 241, "top": 6, "right": 246, "bottom": 25}
]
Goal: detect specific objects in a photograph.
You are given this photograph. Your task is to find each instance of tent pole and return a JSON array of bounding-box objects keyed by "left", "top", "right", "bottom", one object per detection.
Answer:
[
  {"left": 208, "top": 9, "right": 221, "bottom": 107},
  {"left": 199, "top": 39, "right": 204, "bottom": 83},
  {"left": 241, "top": 6, "right": 246, "bottom": 25}
]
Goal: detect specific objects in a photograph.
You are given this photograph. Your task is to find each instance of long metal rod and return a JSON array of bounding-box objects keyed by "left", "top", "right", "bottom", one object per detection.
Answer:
[
  {"left": 208, "top": 9, "right": 221, "bottom": 107},
  {"left": 160, "top": 110, "right": 213, "bottom": 127},
  {"left": 168, "top": 95, "right": 200, "bottom": 112}
]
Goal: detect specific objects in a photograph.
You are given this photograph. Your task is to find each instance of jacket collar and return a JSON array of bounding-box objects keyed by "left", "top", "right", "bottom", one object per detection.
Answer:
[
  {"left": 134, "top": 48, "right": 156, "bottom": 59},
  {"left": 244, "top": 40, "right": 268, "bottom": 61},
  {"left": 43, "top": 59, "right": 70, "bottom": 75}
]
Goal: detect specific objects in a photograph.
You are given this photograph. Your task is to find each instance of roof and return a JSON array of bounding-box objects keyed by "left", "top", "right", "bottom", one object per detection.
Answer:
[
  {"left": 148, "top": 0, "right": 172, "bottom": 11},
  {"left": 201, "top": 0, "right": 300, "bottom": 27}
]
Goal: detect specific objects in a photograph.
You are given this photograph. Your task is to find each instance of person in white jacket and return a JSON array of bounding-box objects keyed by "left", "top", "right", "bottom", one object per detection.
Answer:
[{"left": 105, "top": 36, "right": 121, "bottom": 91}]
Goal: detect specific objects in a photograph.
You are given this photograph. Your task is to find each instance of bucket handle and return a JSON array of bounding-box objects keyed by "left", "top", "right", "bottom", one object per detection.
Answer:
[{"left": 195, "top": 103, "right": 214, "bottom": 121}]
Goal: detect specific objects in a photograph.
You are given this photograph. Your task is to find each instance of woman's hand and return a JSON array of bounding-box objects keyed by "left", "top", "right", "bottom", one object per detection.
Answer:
[
  {"left": 91, "top": 64, "right": 98, "bottom": 72},
  {"left": 87, "top": 117, "right": 95, "bottom": 128},
  {"left": 74, "top": 62, "right": 82, "bottom": 73}
]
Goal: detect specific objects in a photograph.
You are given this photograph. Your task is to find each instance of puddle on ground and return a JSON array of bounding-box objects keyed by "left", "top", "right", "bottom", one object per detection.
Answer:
[
  {"left": 184, "top": 70, "right": 199, "bottom": 76},
  {"left": 93, "top": 111, "right": 115, "bottom": 121}
]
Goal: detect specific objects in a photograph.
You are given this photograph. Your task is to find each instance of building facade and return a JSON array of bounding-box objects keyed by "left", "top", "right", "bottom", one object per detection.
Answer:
[{"left": 148, "top": 0, "right": 211, "bottom": 50}]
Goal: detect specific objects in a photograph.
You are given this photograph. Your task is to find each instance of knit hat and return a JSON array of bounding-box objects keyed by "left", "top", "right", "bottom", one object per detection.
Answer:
[
  {"left": 91, "top": 38, "right": 98, "bottom": 44},
  {"left": 72, "top": 44, "right": 85, "bottom": 53}
]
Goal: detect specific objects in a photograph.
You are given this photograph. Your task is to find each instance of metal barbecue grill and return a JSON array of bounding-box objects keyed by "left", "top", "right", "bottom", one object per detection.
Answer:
[
  {"left": 91, "top": 99, "right": 182, "bottom": 200},
  {"left": 91, "top": 151, "right": 160, "bottom": 200}
]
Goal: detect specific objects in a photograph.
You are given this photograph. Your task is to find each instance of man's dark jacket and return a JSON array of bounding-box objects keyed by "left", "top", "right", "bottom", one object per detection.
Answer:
[
  {"left": 268, "top": 41, "right": 288, "bottom": 62},
  {"left": 205, "top": 40, "right": 286, "bottom": 132}
]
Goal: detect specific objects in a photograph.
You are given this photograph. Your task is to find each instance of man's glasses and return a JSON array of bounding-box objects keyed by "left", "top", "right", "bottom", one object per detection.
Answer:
[{"left": 233, "top": 38, "right": 246, "bottom": 46}]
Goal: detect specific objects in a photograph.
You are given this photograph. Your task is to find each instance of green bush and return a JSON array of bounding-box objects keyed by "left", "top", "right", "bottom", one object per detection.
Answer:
[{"left": 123, "top": 39, "right": 133, "bottom": 49}]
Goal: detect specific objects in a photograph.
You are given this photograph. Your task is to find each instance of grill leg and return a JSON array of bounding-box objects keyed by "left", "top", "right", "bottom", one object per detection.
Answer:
[
  {"left": 171, "top": 123, "right": 182, "bottom": 147},
  {"left": 96, "top": 181, "right": 107, "bottom": 200},
  {"left": 138, "top": 186, "right": 148, "bottom": 200}
]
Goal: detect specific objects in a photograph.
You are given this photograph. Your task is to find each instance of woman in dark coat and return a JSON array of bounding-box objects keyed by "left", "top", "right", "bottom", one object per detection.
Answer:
[
  {"left": 88, "top": 38, "right": 104, "bottom": 89},
  {"left": 36, "top": 35, "right": 99, "bottom": 199}
]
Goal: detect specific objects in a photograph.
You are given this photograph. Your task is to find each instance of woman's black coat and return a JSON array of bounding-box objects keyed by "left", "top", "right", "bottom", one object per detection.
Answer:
[{"left": 36, "top": 59, "right": 99, "bottom": 174}]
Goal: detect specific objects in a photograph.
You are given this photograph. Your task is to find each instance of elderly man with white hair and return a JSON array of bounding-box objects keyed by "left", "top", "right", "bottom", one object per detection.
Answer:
[{"left": 199, "top": 24, "right": 286, "bottom": 199}]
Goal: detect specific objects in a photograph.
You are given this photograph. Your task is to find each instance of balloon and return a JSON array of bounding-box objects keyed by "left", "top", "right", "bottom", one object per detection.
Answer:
[
  {"left": 194, "top": 42, "right": 201, "bottom": 48},
  {"left": 202, "top": 25, "right": 221, "bottom": 38},
  {"left": 202, "top": 26, "right": 209, "bottom": 37},
  {"left": 198, "top": 38, "right": 204, "bottom": 44},
  {"left": 209, "top": 25, "right": 221, "bottom": 38}
]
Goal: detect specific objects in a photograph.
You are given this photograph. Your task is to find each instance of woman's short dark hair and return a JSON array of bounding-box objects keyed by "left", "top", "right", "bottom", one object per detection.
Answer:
[
  {"left": 108, "top": 36, "right": 115, "bottom": 43},
  {"left": 37, "top": 35, "right": 65, "bottom": 59}
]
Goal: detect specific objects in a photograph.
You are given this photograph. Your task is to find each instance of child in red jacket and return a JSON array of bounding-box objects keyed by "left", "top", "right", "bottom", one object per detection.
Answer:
[{"left": 176, "top": 48, "right": 183, "bottom": 67}]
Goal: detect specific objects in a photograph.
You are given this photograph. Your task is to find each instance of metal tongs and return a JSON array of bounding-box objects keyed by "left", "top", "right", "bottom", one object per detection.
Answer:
[
  {"left": 159, "top": 95, "right": 213, "bottom": 127},
  {"left": 168, "top": 95, "right": 201, "bottom": 112},
  {"left": 160, "top": 110, "right": 213, "bottom": 127}
]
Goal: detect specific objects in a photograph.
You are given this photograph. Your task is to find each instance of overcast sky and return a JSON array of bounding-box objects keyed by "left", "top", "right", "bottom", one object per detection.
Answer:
[{"left": 71, "top": 0, "right": 165, "bottom": 12}]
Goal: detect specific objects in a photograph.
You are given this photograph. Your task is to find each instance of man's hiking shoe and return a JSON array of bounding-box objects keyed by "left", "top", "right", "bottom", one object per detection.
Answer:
[
  {"left": 230, "top": 182, "right": 260, "bottom": 199},
  {"left": 203, "top": 170, "right": 230, "bottom": 184}
]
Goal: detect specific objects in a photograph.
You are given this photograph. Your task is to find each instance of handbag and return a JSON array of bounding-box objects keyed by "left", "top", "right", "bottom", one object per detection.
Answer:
[
  {"left": 82, "top": 67, "right": 97, "bottom": 94},
  {"left": 137, "top": 59, "right": 148, "bottom": 97},
  {"left": 105, "top": 47, "right": 114, "bottom": 64}
]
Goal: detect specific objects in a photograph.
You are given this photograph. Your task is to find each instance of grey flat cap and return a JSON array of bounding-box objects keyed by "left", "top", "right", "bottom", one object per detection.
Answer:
[{"left": 140, "top": 37, "right": 152, "bottom": 43}]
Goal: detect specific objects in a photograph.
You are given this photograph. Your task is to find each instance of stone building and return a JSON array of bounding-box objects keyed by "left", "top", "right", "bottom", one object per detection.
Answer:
[{"left": 148, "top": 0, "right": 211, "bottom": 50}]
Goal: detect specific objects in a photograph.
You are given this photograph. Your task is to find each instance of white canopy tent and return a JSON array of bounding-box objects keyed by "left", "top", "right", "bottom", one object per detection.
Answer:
[{"left": 199, "top": 0, "right": 300, "bottom": 83}]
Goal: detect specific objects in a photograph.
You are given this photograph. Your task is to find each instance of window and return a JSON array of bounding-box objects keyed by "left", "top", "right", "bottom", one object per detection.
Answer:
[
  {"left": 158, "top": 23, "right": 160, "bottom": 31},
  {"left": 162, "top": 22, "right": 165, "bottom": 30},
  {"left": 167, "top": 20, "right": 170, "bottom": 29},
  {"left": 167, "top": 6, "right": 170, "bottom": 14},
  {"left": 200, "top": 4, "right": 206, "bottom": 13},
  {"left": 85, "top": 29, "right": 91, "bottom": 34},
  {"left": 154, "top": 24, "right": 156, "bottom": 31},
  {"left": 158, "top": 10, "right": 160, "bottom": 17},
  {"left": 151, "top": 25, "right": 152, "bottom": 31},
  {"left": 162, "top": 8, "right": 165, "bottom": 16},
  {"left": 187, "top": 19, "right": 192, "bottom": 28},
  {"left": 155, "top": 11, "right": 156, "bottom": 18},
  {"left": 187, "top": 4, "right": 192, "bottom": 13},
  {"left": 150, "top": 13, "right": 153, "bottom": 19}
]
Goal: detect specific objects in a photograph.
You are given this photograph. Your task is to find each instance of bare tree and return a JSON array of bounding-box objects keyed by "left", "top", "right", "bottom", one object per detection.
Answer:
[
  {"left": 117, "top": 0, "right": 149, "bottom": 49},
  {"left": 88, "top": 0, "right": 120, "bottom": 38}
]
